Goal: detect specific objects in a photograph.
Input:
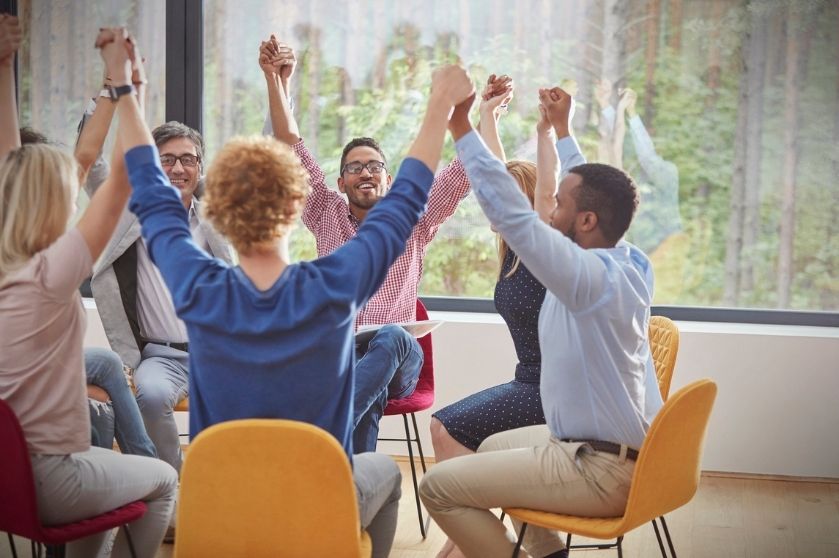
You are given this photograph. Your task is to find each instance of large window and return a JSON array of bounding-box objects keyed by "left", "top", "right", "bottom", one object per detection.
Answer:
[{"left": 201, "top": 0, "right": 838, "bottom": 313}]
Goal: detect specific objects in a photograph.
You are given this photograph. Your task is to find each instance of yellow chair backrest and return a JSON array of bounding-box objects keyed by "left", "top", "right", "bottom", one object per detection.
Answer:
[
  {"left": 174, "top": 419, "right": 369, "bottom": 558},
  {"left": 649, "top": 316, "right": 680, "bottom": 400},
  {"left": 620, "top": 379, "right": 717, "bottom": 532}
]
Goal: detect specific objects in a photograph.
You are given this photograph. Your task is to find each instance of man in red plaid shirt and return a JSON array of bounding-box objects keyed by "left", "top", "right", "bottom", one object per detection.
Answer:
[{"left": 260, "top": 37, "right": 471, "bottom": 452}]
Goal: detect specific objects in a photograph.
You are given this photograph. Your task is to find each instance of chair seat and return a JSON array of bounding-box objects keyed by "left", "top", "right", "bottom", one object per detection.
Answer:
[
  {"left": 174, "top": 398, "right": 189, "bottom": 412},
  {"left": 359, "top": 529, "right": 372, "bottom": 557},
  {"left": 37, "top": 501, "right": 148, "bottom": 544},
  {"left": 383, "top": 387, "right": 433, "bottom": 415},
  {"left": 504, "top": 508, "right": 629, "bottom": 540}
]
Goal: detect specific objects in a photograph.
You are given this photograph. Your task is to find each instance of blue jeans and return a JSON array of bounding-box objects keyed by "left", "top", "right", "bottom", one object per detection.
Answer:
[
  {"left": 85, "top": 347, "right": 157, "bottom": 458},
  {"left": 353, "top": 325, "right": 423, "bottom": 453}
]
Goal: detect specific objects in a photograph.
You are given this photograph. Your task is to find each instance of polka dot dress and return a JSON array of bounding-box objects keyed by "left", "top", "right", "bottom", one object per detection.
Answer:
[{"left": 433, "top": 248, "right": 547, "bottom": 451}]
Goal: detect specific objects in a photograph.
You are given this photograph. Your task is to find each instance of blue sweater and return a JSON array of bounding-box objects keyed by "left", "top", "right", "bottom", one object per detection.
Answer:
[{"left": 125, "top": 145, "right": 434, "bottom": 458}]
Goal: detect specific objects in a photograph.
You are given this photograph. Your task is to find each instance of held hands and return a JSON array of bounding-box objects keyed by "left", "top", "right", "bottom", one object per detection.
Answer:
[
  {"left": 540, "top": 86, "right": 574, "bottom": 138},
  {"left": 259, "top": 35, "right": 296, "bottom": 82},
  {"left": 430, "top": 64, "right": 475, "bottom": 111},
  {"left": 479, "top": 74, "right": 513, "bottom": 120},
  {"left": 617, "top": 87, "right": 637, "bottom": 118},
  {"left": 0, "top": 14, "right": 23, "bottom": 67},
  {"left": 95, "top": 27, "right": 132, "bottom": 85}
]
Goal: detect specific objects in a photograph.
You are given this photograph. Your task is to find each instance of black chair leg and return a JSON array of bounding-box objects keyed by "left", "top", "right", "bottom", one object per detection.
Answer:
[
  {"left": 402, "top": 413, "right": 427, "bottom": 539},
  {"left": 616, "top": 535, "right": 624, "bottom": 558},
  {"left": 660, "top": 515, "right": 677, "bottom": 558},
  {"left": 566, "top": 532, "right": 571, "bottom": 548},
  {"left": 7, "top": 533, "right": 17, "bottom": 558},
  {"left": 652, "top": 517, "right": 668, "bottom": 557},
  {"left": 124, "top": 524, "right": 139, "bottom": 558},
  {"left": 410, "top": 413, "right": 428, "bottom": 475},
  {"left": 511, "top": 522, "right": 527, "bottom": 558}
]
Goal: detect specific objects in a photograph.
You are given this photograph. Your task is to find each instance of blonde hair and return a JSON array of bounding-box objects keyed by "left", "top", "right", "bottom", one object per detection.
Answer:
[
  {"left": 202, "top": 136, "right": 310, "bottom": 255},
  {"left": 497, "top": 160, "right": 537, "bottom": 279},
  {"left": 0, "top": 144, "right": 79, "bottom": 282}
]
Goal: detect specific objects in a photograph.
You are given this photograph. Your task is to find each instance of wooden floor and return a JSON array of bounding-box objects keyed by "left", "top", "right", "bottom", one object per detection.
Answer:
[{"left": 5, "top": 461, "right": 838, "bottom": 558}]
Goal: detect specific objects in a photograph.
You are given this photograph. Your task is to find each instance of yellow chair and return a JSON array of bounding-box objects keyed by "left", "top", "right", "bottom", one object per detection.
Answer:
[
  {"left": 649, "top": 316, "right": 680, "bottom": 400},
  {"left": 174, "top": 419, "right": 372, "bottom": 558},
  {"left": 173, "top": 397, "right": 189, "bottom": 412},
  {"left": 504, "top": 379, "right": 717, "bottom": 558}
]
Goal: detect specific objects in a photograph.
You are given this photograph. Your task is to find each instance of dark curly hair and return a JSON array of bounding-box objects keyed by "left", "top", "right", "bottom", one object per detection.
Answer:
[
  {"left": 340, "top": 137, "right": 387, "bottom": 173},
  {"left": 569, "top": 163, "right": 639, "bottom": 244}
]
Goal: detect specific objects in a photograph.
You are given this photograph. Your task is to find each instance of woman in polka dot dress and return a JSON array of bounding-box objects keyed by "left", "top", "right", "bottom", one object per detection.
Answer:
[
  {"left": 429, "top": 73, "right": 561, "bottom": 558},
  {"left": 431, "top": 71, "right": 562, "bottom": 481}
]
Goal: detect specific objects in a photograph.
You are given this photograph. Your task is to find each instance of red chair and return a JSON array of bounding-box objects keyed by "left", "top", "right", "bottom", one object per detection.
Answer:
[
  {"left": 378, "top": 299, "right": 435, "bottom": 538},
  {"left": 0, "top": 398, "right": 147, "bottom": 558}
]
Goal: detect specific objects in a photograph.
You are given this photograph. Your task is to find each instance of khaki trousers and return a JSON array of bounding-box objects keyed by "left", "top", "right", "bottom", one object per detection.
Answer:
[{"left": 420, "top": 424, "right": 635, "bottom": 558}]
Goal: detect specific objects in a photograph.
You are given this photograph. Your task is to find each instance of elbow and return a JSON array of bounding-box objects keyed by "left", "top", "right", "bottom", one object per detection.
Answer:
[{"left": 75, "top": 149, "right": 98, "bottom": 174}]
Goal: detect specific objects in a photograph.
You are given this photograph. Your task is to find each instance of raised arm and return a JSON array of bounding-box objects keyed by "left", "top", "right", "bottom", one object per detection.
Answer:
[
  {"left": 75, "top": 28, "right": 140, "bottom": 262},
  {"left": 612, "top": 88, "right": 634, "bottom": 172},
  {"left": 323, "top": 65, "right": 475, "bottom": 303},
  {"left": 534, "top": 90, "right": 558, "bottom": 223},
  {"left": 624, "top": 88, "right": 678, "bottom": 187},
  {"left": 594, "top": 78, "right": 616, "bottom": 165},
  {"left": 0, "top": 14, "right": 22, "bottom": 159},
  {"left": 261, "top": 36, "right": 300, "bottom": 145},
  {"left": 449, "top": 89, "right": 609, "bottom": 311},
  {"left": 477, "top": 74, "right": 512, "bottom": 161}
]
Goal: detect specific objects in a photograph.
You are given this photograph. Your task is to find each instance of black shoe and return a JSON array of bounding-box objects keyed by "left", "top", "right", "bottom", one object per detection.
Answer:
[
  {"left": 163, "top": 526, "right": 175, "bottom": 544},
  {"left": 543, "top": 549, "right": 569, "bottom": 558}
]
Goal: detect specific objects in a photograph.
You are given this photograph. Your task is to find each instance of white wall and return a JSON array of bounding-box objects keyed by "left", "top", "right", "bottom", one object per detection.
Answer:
[{"left": 83, "top": 301, "right": 839, "bottom": 478}]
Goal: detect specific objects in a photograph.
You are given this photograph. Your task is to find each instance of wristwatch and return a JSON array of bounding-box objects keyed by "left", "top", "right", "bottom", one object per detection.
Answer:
[{"left": 107, "top": 83, "right": 136, "bottom": 101}]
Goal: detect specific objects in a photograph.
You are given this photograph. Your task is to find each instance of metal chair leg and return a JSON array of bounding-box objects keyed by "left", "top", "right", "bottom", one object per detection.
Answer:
[
  {"left": 660, "top": 515, "right": 678, "bottom": 558},
  {"left": 566, "top": 532, "right": 571, "bottom": 548},
  {"left": 410, "top": 412, "right": 428, "bottom": 474},
  {"left": 402, "top": 413, "right": 427, "bottom": 538},
  {"left": 652, "top": 517, "right": 668, "bottom": 557},
  {"left": 511, "top": 522, "right": 527, "bottom": 557},
  {"left": 7, "top": 533, "right": 17, "bottom": 558},
  {"left": 124, "top": 524, "right": 139, "bottom": 558},
  {"left": 617, "top": 535, "right": 624, "bottom": 558}
]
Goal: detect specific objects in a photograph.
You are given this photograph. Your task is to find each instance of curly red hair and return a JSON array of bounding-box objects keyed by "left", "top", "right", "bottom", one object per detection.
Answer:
[{"left": 202, "top": 136, "right": 309, "bottom": 254}]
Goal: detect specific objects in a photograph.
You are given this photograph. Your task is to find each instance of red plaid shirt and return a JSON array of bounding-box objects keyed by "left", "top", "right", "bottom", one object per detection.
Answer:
[{"left": 293, "top": 140, "right": 470, "bottom": 327}]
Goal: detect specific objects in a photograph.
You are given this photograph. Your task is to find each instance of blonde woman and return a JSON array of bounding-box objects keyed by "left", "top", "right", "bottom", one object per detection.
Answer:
[{"left": 0, "top": 24, "right": 176, "bottom": 558}]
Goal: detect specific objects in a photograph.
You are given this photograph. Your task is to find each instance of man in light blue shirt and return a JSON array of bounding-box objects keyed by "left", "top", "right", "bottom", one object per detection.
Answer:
[{"left": 420, "top": 88, "right": 656, "bottom": 558}]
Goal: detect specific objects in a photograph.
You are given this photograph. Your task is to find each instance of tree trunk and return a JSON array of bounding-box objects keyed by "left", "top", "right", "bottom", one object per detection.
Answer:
[
  {"left": 668, "top": 0, "right": 683, "bottom": 51},
  {"left": 602, "top": 0, "right": 628, "bottom": 90},
  {"left": 644, "top": 0, "right": 660, "bottom": 126},
  {"left": 739, "top": 4, "right": 768, "bottom": 297},
  {"left": 776, "top": 7, "right": 802, "bottom": 308},
  {"left": 723, "top": 23, "right": 751, "bottom": 306}
]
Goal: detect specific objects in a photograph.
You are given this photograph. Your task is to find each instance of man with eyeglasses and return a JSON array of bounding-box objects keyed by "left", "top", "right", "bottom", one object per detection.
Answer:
[
  {"left": 260, "top": 36, "right": 471, "bottom": 453},
  {"left": 76, "top": 95, "right": 232, "bottom": 478}
]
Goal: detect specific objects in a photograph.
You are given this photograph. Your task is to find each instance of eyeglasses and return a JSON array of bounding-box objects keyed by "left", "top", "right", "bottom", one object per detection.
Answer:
[
  {"left": 160, "top": 154, "right": 200, "bottom": 168},
  {"left": 342, "top": 161, "right": 386, "bottom": 175}
]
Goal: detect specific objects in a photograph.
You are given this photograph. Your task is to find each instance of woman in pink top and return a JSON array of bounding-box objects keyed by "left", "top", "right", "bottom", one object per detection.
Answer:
[{"left": 0, "top": 21, "right": 176, "bottom": 558}]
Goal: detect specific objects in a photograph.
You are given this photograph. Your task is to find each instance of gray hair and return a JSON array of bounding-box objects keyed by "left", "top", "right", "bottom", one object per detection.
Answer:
[{"left": 151, "top": 121, "right": 205, "bottom": 164}]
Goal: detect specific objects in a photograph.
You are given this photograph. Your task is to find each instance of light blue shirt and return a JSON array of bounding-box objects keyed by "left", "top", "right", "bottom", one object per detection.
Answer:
[{"left": 456, "top": 130, "right": 657, "bottom": 449}]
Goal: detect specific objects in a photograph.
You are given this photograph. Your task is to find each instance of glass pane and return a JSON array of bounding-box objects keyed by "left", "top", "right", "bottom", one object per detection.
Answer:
[
  {"left": 17, "top": 0, "right": 166, "bottom": 160},
  {"left": 203, "top": 0, "right": 839, "bottom": 312}
]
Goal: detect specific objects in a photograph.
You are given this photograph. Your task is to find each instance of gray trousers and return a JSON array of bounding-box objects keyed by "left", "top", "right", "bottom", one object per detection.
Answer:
[
  {"left": 133, "top": 343, "right": 189, "bottom": 472},
  {"left": 31, "top": 446, "right": 178, "bottom": 558},
  {"left": 420, "top": 424, "right": 635, "bottom": 558},
  {"left": 353, "top": 452, "right": 402, "bottom": 558}
]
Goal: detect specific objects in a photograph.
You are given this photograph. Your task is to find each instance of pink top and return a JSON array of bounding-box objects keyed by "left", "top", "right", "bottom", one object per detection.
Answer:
[
  {"left": 295, "top": 141, "right": 470, "bottom": 326},
  {"left": 0, "top": 228, "right": 93, "bottom": 455}
]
